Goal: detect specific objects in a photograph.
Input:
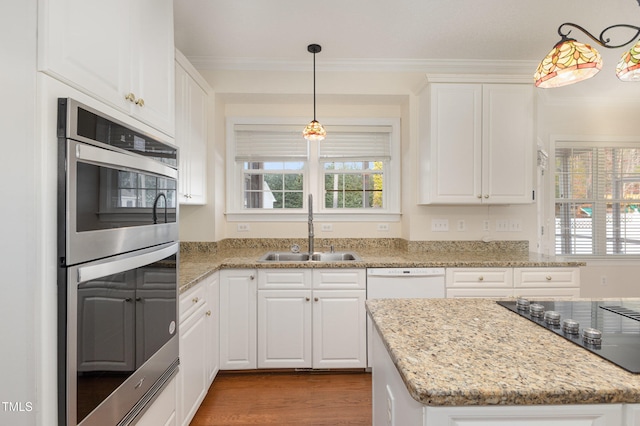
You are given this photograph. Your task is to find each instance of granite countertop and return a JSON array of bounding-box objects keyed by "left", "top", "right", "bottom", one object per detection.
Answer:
[
  {"left": 179, "top": 244, "right": 584, "bottom": 293},
  {"left": 366, "top": 298, "right": 640, "bottom": 407}
]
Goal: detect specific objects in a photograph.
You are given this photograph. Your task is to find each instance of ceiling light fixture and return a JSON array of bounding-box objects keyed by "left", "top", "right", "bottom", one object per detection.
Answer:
[
  {"left": 302, "top": 44, "right": 326, "bottom": 141},
  {"left": 534, "top": 21, "right": 640, "bottom": 88}
]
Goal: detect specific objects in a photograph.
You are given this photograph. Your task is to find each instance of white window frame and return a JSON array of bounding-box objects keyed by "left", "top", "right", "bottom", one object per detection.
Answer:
[
  {"left": 225, "top": 116, "right": 401, "bottom": 222},
  {"left": 551, "top": 135, "right": 640, "bottom": 260}
]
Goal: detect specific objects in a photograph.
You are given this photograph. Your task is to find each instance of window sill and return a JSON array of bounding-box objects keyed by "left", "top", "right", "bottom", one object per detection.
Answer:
[{"left": 225, "top": 212, "right": 401, "bottom": 222}]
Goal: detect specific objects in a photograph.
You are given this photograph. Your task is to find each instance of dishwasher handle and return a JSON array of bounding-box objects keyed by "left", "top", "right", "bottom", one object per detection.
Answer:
[{"left": 367, "top": 268, "right": 445, "bottom": 277}]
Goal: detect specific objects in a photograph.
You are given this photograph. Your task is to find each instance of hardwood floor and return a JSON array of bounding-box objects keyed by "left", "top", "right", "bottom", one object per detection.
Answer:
[{"left": 190, "top": 371, "right": 372, "bottom": 425}]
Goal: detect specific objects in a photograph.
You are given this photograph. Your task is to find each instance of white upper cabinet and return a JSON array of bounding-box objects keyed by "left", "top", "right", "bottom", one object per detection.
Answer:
[
  {"left": 175, "top": 50, "right": 210, "bottom": 205},
  {"left": 418, "top": 82, "right": 534, "bottom": 205},
  {"left": 38, "top": 0, "right": 175, "bottom": 136}
]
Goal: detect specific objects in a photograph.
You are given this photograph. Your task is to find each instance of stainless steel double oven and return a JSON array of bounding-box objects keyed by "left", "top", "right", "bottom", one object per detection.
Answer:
[{"left": 57, "top": 98, "right": 179, "bottom": 425}]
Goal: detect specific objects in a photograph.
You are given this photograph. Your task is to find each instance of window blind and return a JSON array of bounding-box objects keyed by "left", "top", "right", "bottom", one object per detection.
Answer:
[
  {"left": 555, "top": 142, "right": 640, "bottom": 255},
  {"left": 319, "top": 126, "right": 392, "bottom": 161},
  {"left": 234, "top": 124, "right": 308, "bottom": 160}
]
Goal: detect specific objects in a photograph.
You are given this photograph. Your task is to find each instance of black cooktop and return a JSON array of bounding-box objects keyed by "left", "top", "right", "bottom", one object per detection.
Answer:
[{"left": 497, "top": 300, "right": 640, "bottom": 373}]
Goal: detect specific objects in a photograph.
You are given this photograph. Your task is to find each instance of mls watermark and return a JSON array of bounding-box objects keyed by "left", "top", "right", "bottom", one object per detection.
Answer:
[{"left": 2, "top": 401, "right": 33, "bottom": 412}]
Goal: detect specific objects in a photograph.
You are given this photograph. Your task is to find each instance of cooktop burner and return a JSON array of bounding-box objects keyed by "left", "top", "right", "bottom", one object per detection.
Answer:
[{"left": 497, "top": 299, "right": 640, "bottom": 373}]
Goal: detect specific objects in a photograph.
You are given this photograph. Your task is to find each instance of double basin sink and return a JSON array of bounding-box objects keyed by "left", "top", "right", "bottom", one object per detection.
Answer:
[{"left": 258, "top": 251, "right": 361, "bottom": 262}]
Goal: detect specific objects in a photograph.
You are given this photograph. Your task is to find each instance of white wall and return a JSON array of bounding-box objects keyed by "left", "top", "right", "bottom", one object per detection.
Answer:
[
  {"left": 1, "top": 2, "right": 38, "bottom": 425},
  {"left": 179, "top": 68, "right": 541, "bottom": 245}
]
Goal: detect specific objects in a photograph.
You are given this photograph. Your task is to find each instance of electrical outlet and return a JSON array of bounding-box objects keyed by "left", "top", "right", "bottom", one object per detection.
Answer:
[
  {"left": 457, "top": 220, "right": 466, "bottom": 231},
  {"left": 509, "top": 219, "right": 522, "bottom": 232},
  {"left": 495, "top": 220, "right": 509, "bottom": 232},
  {"left": 601, "top": 275, "right": 608, "bottom": 286},
  {"left": 483, "top": 220, "right": 490, "bottom": 232},
  {"left": 377, "top": 223, "right": 390, "bottom": 231},
  {"left": 321, "top": 223, "right": 333, "bottom": 232},
  {"left": 237, "top": 223, "right": 250, "bottom": 232},
  {"left": 431, "top": 219, "right": 449, "bottom": 232}
]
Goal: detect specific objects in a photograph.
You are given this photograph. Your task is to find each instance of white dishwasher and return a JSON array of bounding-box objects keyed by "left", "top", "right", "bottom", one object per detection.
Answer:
[
  {"left": 367, "top": 267, "right": 446, "bottom": 299},
  {"left": 366, "top": 267, "right": 446, "bottom": 368}
]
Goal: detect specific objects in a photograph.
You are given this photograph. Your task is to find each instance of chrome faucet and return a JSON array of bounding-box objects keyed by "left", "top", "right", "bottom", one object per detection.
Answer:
[{"left": 308, "top": 194, "right": 314, "bottom": 255}]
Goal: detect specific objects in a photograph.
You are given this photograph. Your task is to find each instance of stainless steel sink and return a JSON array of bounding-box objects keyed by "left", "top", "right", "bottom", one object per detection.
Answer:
[
  {"left": 310, "top": 252, "right": 361, "bottom": 261},
  {"left": 257, "top": 251, "right": 361, "bottom": 262},
  {"left": 258, "top": 252, "right": 311, "bottom": 262}
]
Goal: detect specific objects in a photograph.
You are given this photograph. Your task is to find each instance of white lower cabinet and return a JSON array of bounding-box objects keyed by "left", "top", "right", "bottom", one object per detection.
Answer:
[
  {"left": 513, "top": 267, "right": 580, "bottom": 298},
  {"left": 177, "top": 271, "right": 219, "bottom": 426},
  {"left": 446, "top": 267, "right": 580, "bottom": 298},
  {"left": 445, "top": 268, "right": 513, "bottom": 298},
  {"left": 135, "top": 376, "right": 177, "bottom": 426},
  {"left": 372, "top": 327, "right": 630, "bottom": 426},
  {"left": 256, "top": 269, "right": 367, "bottom": 369},
  {"left": 312, "top": 288, "right": 367, "bottom": 369},
  {"left": 220, "top": 269, "right": 257, "bottom": 370}
]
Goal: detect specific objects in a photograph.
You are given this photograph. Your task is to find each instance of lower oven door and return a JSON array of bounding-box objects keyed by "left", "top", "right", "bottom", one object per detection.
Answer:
[{"left": 60, "top": 242, "right": 179, "bottom": 426}]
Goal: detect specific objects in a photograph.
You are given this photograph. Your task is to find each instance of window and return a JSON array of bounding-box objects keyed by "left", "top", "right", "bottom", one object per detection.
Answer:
[
  {"left": 555, "top": 141, "right": 640, "bottom": 255},
  {"left": 226, "top": 118, "right": 400, "bottom": 220}
]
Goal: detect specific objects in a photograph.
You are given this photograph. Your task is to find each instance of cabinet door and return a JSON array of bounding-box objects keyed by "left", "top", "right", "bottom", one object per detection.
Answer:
[
  {"left": 425, "top": 404, "right": 622, "bottom": 425},
  {"left": 220, "top": 270, "right": 257, "bottom": 370},
  {"left": 129, "top": 0, "right": 174, "bottom": 135},
  {"left": 205, "top": 272, "right": 220, "bottom": 385},
  {"left": 178, "top": 303, "right": 207, "bottom": 426},
  {"left": 39, "top": 0, "right": 174, "bottom": 135},
  {"left": 482, "top": 84, "right": 534, "bottom": 204},
  {"left": 313, "top": 290, "right": 367, "bottom": 369},
  {"left": 258, "top": 290, "right": 312, "bottom": 368},
  {"left": 39, "top": 0, "right": 130, "bottom": 110},
  {"left": 427, "top": 83, "right": 483, "bottom": 204},
  {"left": 175, "top": 58, "right": 208, "bottom": 204}
]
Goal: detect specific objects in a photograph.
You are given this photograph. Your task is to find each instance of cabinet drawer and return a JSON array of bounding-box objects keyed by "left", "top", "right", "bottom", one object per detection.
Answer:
[
  {"left": 258, "top": 269, "right": 312, "bottom": 290},
  {"left": 446, "top": 268, "right": 512, "bottom": 288},
  {"left": 514, "top": 268, "right": 580, "bottom": 288},
  {"left": 179, "top": 282, "right": 207, "bottom": 323},
  {"left": 312, "top": 269, "right": 366, "bottom": 290},
  {"left": 446, "top": 288, "right": 514, "bottom": 298}
]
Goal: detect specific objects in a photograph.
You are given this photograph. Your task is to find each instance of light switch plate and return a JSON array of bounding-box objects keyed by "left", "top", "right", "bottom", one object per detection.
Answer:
[{"left": 432, "top": 219, "right": 449, "bottom": 232}]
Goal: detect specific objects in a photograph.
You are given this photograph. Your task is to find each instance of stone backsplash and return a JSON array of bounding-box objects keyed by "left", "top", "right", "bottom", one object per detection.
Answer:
[{"left": 180, "top": 238, "right": 528, "bottom": 255}]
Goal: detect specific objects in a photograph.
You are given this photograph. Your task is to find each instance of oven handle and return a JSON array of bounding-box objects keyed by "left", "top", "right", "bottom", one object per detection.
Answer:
[
  {"left": 77, "top": 243, "right": 178, "bottom": 283},
  {"left": 73, "top": 140, "right": 178, "bottom": 180}
]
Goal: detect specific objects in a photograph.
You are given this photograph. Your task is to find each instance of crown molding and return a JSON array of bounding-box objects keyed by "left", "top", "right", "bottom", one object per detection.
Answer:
[{"left": 187, "top": 56, "right": 539, "bottom": 75}]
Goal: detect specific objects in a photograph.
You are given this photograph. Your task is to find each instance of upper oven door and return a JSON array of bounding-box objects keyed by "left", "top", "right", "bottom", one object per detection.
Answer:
[{"left": 64, "top": 139, "right": 178, "bottom": 266}]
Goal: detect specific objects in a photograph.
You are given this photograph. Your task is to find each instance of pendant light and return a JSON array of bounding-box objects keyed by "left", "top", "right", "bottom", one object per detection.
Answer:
[
  {"left": 302, "top": 44, "right": 326, "bottom": 141},
  {"left": 534, "top": 20, "right": 640, "bottom": 88}
]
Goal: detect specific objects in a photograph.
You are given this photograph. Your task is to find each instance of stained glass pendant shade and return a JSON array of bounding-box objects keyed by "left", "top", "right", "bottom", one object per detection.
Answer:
[
  {"left": 616, "top": 40, "right": 640, "bottom": 81},
  {"left": 534, "top": 38, "right": 603, "bottom": 88}
]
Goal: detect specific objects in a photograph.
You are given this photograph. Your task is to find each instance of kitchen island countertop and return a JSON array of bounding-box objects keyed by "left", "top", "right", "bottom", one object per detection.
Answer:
[{"left": 366, "top": 298, "right": 640, "bottom": 406}]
